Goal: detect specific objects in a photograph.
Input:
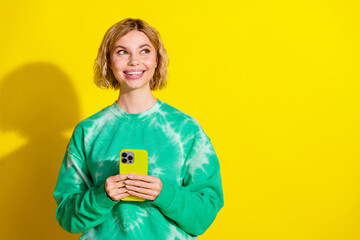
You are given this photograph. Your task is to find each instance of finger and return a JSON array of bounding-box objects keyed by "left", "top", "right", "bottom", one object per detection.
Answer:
[
  {"left": 112, "top": 174, "right": 130, "bottom": 182},
  {"left": 127, "top": 174, "right": 158, "bottom": 183},
  {"left": 107, "top": 187, "right": 128, "bottom": 197},
  {"left": 112, "top": 192, "right": 131, "bottom": 201},
  {"left": 107, "top": 181, "right": 127, "bottom": 191},
  {"left": 125, "top": 185, "right": 157, "bottom": 196},
  {"left": 125, "top": 180, "right": 154, "bottom": 189},
  {"left": 106, "top": 175, "right": 128, "bottom": 189},
  {"left": 107, "top": 188, "right": 129, "bottom": 201},
  {"left": 127, "top": 190, "right": 157, "bottom": 201}
]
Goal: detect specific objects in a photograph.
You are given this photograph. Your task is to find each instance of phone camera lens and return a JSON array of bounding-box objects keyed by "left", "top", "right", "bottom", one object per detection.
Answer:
[
  {"left": 121, "top": 152, "right": 127, "bottom": 157},
  {"left": 128, "top": 156, "right": 133, "bottom": 160},
  {"left": 121, "top": 158, "right": 127, "bottom": 163}
]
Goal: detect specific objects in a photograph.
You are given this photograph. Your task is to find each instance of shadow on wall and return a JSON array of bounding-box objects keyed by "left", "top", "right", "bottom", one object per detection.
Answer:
[{"left": 0, "top": 62, "right": 82, "bottom": 239}]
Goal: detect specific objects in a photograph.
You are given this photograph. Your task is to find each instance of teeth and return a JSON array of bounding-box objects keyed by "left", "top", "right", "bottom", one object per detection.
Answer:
[{"left": 126, "top": 71, "right": 144, "bottom": 75}]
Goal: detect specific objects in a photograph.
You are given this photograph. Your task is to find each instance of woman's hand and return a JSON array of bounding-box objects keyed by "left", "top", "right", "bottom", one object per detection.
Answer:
[
  {"left": 124, "top": 173, "right": 163, "bottom": 201},
  {"left": 105, "top": 174, "right": 130, "bottom": 201}
]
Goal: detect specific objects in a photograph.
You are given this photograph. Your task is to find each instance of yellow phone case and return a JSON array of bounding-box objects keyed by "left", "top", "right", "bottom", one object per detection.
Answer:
[{"left": 119, "top": 149, "right": 148, "bottom": 201}]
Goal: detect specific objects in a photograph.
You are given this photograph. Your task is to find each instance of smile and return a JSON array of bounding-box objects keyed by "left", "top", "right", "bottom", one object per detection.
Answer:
[
  {"left": 123, "top": 70, "right": 146, "bottom": 80},
  {"left": 124, "top": 70, "right": 146, "bottom": 76}
]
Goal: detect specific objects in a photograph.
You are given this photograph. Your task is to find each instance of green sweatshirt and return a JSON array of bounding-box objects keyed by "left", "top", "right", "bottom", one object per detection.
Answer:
[{"left": 53, "top": 99, "right": 224, "bottom": 239}]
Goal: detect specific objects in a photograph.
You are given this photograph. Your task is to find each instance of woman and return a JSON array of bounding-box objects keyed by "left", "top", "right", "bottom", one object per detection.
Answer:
[{"left": 53, "top": 18, "right": 224, "bottom": 239}]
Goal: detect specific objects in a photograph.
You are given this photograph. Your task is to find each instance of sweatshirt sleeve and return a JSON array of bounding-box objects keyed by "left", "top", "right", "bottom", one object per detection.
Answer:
[
  {"left": 53, "top": 124, "right": 119, "bottom": 233},
  {"left": 151, "top": 134, "right": 224, "bottom": 236}
]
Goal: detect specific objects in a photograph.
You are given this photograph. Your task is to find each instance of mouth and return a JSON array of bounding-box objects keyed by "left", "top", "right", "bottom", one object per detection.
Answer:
[
  {"left": 123, "top": 70, "right": 146, "bottom": 76},
  {"left": 123, "top": 70, "right": 146, "bottom": 80}
]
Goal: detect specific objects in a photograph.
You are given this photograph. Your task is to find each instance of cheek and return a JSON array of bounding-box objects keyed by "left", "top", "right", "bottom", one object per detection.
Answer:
[
  {"left": 110, "top": 55, "right": 127, "bottom": 68},
  {"left": 110, "top": 62, "right": 124, "bottom": 78},
  {"left": 147, "top": 56, "right": 158, "bottom": 69},
  {"left": 111, "top": 61, "right": 126, "bottom": 73}
]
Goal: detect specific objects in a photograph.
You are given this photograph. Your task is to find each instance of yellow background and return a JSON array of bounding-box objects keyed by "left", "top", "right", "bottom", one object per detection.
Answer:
[{"left": 1, "top": 0, "right": 359, "bottom": 239}]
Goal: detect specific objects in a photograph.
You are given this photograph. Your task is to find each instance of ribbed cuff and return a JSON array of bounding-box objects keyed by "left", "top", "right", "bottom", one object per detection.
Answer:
[
  {"left": 150, "top": 180, "right": 175, "bottom": 210},
  {"left": 93, "top": 184, "right": 120, "bottom": 209}
]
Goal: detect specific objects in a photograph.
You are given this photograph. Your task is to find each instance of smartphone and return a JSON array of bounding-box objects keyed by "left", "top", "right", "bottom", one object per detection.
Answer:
[{"left": 119, "top": 149, "right": 148, "bottom": 201}]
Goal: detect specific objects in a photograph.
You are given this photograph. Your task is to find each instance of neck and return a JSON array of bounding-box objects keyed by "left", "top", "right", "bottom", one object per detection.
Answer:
[{"left": 116, "top": 88, "right": 157, "bottom": 114}]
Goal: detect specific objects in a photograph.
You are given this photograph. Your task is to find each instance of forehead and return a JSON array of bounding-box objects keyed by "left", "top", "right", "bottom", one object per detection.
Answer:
[{"left": 114, "top": 30, "right": 155, "bottom": 48}]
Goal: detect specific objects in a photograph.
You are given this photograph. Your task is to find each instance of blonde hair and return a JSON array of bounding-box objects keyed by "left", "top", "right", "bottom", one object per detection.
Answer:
[{"left": 94, "top": 18, "right": 168, "bottom": 90}]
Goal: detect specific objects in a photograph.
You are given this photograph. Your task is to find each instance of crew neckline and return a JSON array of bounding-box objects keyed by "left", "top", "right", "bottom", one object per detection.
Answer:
[{"left": 109, "top": 98, "right": 162, "bottom": 121}]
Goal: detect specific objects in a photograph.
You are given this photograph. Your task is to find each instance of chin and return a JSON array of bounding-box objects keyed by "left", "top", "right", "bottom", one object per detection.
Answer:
[{"left": 121, "top": 82, "right": 150, "bottom": 91}]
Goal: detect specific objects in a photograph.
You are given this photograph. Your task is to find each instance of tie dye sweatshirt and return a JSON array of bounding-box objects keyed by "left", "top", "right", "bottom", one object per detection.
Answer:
[{"left": 53, "top": 99, "right": 224, "bottom": 239}]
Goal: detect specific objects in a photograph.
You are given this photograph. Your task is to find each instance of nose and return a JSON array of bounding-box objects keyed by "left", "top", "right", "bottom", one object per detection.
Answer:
[{"left": 128, "top": 53, "right": 140, "bottom": 66}]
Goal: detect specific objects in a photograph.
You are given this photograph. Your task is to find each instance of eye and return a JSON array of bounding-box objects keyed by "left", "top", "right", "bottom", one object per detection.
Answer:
[
  {"left": 141, "top": 48, "right": 150, "bottom": 54},
  {"left": 117, "top": 50, "right": 127, "bottom": 55}
]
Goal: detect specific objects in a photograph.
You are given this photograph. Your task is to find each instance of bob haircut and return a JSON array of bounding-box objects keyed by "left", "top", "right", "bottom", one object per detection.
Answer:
[{"left": 94, "top": 18, "right": 168, "bottom": 90}]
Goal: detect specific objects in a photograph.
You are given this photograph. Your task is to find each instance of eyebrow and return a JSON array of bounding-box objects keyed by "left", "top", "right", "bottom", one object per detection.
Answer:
[{"left": 114, "top": 44, "right": 152, "bottom": 50}]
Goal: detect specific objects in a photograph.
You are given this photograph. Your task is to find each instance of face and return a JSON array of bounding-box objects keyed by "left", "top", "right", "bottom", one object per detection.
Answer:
[{"left": 110, "top": 30, "right": 158, "bottom": 91}]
